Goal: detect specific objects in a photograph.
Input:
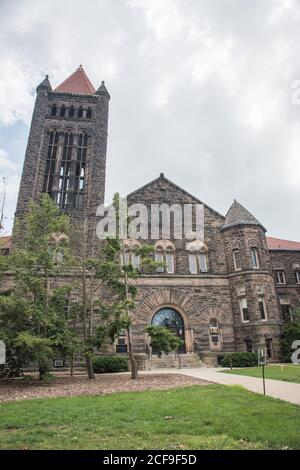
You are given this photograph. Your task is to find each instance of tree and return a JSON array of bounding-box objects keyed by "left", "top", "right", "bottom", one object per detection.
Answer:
[
  {"left": 95, "top": 193, "right": 163, "bottom": 379},
  {"left": 280, "top": 307, "right": 300, "bottom": 363},
  {"left": 0, "top": 194, "right": 79, "bottom": 379},
  {"left": 145, "top": 325, "right": 183, "bottom": 357},
  {"left": 69, "top": 219, "right": 130, "bottom": 379}
]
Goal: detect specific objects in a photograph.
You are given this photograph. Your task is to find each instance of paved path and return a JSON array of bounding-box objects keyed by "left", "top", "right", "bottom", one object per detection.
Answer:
[{"left": 142, "top": 368, "right": 300, "bottom": 406}]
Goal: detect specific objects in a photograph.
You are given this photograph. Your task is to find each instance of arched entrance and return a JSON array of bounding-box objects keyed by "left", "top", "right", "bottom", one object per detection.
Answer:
[{"left": 151, "top": 307, "right": 186, "bottom": 353}]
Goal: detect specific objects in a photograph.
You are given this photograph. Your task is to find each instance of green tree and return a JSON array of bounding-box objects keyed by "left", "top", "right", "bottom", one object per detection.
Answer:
[
  {"left": 94, "top": 193, "right": 163, "bottom": 379},
  {"left": 281, "top": 307, "right": 300, "bottom": 363},
  {"left": 0, "top": 194, "right": 79, "bottom": 379},
  {"left": 145, "top": 325, "right": 183, "bottom": 357}
]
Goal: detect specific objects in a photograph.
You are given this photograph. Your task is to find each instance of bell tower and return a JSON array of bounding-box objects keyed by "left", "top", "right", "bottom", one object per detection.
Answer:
[{"left": 13, "top": 66, "right": 110, "bottom": 245}]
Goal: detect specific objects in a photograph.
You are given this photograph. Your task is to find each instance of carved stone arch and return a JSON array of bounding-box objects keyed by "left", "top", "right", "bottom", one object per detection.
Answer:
[
  {"left": 247, "top": 238, "right": 259, "bottom": 248},
  {"left": 154, "top": 240, "right": 175, "bottom": 251},
  {"left": 78, "top": 126, "right": 95, "bottom": 137},
  {"left": 198, "top": 306, "right": 227, "bottom": 324},
  {"left": 64, "top": 127, "right": 75, "bottom": 135},
  {"left": 186, "top": 240, "right": 208, "bottom": 252},
  {"left": 45, "top": 124, "right": 59, "bottom": 134},
  {"left": 230, "top": 240, "right": 242, "bottom": 250},
  {"left": 137, "top": 288, "right": 198, "bottom": 352},
  {"left": 123, "top": 238, "right": 141, "bottom": 249},
  {"left": 136, "top": 288, "right": 196, "bottom": 327}
]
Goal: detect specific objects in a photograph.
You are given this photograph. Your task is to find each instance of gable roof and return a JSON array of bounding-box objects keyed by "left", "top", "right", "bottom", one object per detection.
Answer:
[
  {"left": 54, "top": 66, "right": 96, "bottom": 95},
  {"left": 221, "top": 199, "right": 265, "bottom": 231},
  {"left": 267, "top": 236, "right": 300, "bottom": 251},
  {"left": 127, "top": 173, "right": 225, "bottom": 219}
]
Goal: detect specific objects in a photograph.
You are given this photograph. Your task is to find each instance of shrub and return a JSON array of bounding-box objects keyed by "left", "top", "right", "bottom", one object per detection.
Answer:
[
  {"left": 221, "top": 352, "right": 257, "bottom": 368},
  {"left": 92, "top": 356, "right": 128, "bottom": 374},
  {"left": 280, "top": 321, "right": 300, "bottom": 363}
]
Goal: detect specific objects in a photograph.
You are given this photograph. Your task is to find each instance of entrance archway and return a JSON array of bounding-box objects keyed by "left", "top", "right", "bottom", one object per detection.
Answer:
[{"left": 151, "top": 307, "right": 186, "bottom": 353}]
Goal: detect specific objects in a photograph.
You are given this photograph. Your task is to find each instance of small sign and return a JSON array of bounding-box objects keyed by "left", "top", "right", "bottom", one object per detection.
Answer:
[{"left": 0, "top": 341, "right": 6, "bottom": 365}]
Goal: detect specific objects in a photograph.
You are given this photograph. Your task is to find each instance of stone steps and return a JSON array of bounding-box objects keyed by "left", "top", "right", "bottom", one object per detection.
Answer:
[{"left": 147, "top": 353, "right": 203, "bottom": 370}]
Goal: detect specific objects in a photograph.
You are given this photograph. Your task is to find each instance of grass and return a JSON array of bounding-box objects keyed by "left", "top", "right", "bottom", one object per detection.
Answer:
[
  {"left": 0, "top": 385, "right": 300, "bottom": 450},
  {"left": 221, "top": 365, "right": 300, "bottom": 384}
]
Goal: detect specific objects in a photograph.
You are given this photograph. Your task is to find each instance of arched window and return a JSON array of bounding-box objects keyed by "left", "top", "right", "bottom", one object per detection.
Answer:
[
  {"left": 86, "top": 107, "right": 92, "bottom": 119},
  {"left": 151, "top": 307, "right": 185, "bottom": 352},
  {"left": 50, "top": 104, "right": 57, "bottom": 116},
  {"left": 122, "top": 240, "right": 140, "bottom": 268},
  {"left": 209, "top": 318, "right": 218, "bottom": 328},
  {"left": 60, "top": 105, "right": 66, "bottom": 117},
  {"left": 69, "top": 106, "right": 74, "bottom": 118},
  {"left": 233, "top": 249, "right": 241, "bottom": 271},
  {"left": 209, "top": 318, "right": 220, "bottom": 348},
  {"left": 186, "top": 240, "right": 208, "bottom": 274},
  {"left": 43, "top": 131, "right": 59, "bottom": 195},
  {"left": 154, "top": 241, "right": 175, "bottom": 273},
  {"left": 56, "top": 132, "right": 73, "bottom": 208},
  {"left": 74, "top": 133, "right": 87, "bottom": 208},
  {"left": 77, "top": 106, "right": 83, "bottom": 118}
]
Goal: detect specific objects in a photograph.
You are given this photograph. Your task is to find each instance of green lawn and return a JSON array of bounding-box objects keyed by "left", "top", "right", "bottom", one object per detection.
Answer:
[
  {"left": 221, "top": 365, "right": 300, "bottom": 384},
  {"left": 0, "top": 385, "right": 300, "bottom": 450}
]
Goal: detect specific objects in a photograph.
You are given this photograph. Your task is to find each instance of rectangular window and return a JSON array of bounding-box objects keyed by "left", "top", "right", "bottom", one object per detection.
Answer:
[
  {"left": 258, "top": 298, "right": 267, "bottom": 320},
  {"left": 281, "top": 304, "right": 292, "bottom": 322},
  {"left": 166, "top": 252, "right": 174, "bottom": 274},
  {"left": 188, "top": 253, "right": 197, "bottom": 274},
  {"left": 276, "top": 271, "right": 286, "bottom": 284},
  {"left": 244, "top": 339, "right": 253, "bottom": 353},
  {"left": 250, "top": 248, "right": 259, "bottom": 268},
  {"left": 131, "top": 252, "right": 140, "bottom": 269},
  {"left": 295, "top": 271, "right": 300, "bottom": 284},
  {"left": 239, "top": 298, "right": 249, "bottom": 322},
  {"left": 122, "top": 251, "right": 130, "bottom": 266},
  {"left": 265, "top": 338, "right": 274, "bottom": 359},
  {"left": 155, "top": 251, "right": 164, "bottom": 272},
  {"left": 198, "top": 253, "right": 208, "bottom": 272},
  {"left": 233, "top": 250, "right": 242, "bottom": 271}
]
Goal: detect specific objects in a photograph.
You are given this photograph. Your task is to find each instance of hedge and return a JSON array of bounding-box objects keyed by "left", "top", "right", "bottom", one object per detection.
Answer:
[
  {"left": 92, "top": 356, "right": 129, "bottom": 374},
  {"left": 221, "top": 352, "right": 258, "bottom": 368}
]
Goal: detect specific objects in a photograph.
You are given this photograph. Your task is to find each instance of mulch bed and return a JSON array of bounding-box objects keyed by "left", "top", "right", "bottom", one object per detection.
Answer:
[{"left": 0, "top": 373, "right": 210, "bottom": 403}]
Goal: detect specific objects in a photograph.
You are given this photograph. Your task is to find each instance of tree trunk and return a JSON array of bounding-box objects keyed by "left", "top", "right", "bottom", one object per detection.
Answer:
[
  {"left": 85, "top": 353, "right": 95, "bottom": 380},
  {"left": 38, "top": 360, "right": 50, "bottom": 381},
  {"left": 127, "top": 326, "right": 138, "bottom": 379},
  {"left": 70, "top": 353, "right": 74, "bottom": 376}
]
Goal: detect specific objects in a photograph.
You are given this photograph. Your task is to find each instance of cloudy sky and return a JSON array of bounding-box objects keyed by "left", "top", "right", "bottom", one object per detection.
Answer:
[{"left": 0, "top": 0, "right": 300, "bottom": 239}]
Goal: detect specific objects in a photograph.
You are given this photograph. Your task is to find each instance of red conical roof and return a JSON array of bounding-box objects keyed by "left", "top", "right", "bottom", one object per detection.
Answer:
[{"left": 54, "top": 66, "right": 96, "bottom": 95}]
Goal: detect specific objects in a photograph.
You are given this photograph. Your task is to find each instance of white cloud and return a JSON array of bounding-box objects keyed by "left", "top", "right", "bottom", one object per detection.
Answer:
[{"left": 0, "top": 0, "right": 299, "bottom": 239}]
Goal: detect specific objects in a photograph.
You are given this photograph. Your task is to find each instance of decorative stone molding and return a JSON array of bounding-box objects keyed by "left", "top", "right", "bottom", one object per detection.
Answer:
[{"left": 136, "top": 288, "right": 198, "bottom": 326}]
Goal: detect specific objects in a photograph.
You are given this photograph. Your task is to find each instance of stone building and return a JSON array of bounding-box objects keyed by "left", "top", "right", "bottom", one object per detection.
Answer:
[{"left": 2, "top": 66, "right": 300, "bottom": 366}]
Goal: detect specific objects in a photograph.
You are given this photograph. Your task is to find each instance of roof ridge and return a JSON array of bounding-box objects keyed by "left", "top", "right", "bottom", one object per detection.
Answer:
[
  {"left": 127, "top": 173, "right": 225, "bottom": 219},
  {"left": 54, "top": 66, "right": 96, "bottom": 95}
]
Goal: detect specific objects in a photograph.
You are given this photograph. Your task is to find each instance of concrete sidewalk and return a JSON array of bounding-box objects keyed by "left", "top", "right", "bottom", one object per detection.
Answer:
[{"left": 142, "top": 368, "right": 300, "bottom": 406}]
